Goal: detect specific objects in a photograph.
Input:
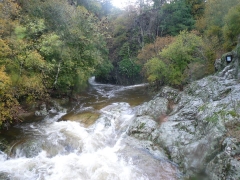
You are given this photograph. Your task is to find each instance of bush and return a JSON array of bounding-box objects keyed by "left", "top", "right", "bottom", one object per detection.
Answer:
[
  {"left": 144, "top": 31, "right": 205, "bottom": 88},
  {"left": 223, "top": 4, "right": 240, "bottom": 51}
]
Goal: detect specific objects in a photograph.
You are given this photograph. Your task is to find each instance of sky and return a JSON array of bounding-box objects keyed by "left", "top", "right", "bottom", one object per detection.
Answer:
[{"left": 111, "top": 0, "right": 136, "bottom": 8}]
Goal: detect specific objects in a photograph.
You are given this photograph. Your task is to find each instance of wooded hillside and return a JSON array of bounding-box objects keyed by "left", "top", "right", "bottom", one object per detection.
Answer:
[{"left": 0, "top": 0, "right": 240, "bottom": 127}]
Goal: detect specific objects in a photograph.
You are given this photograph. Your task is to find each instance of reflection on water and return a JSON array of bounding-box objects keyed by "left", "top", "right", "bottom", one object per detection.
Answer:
[{"left": 0, "top": 77, "right": 180, "bottom": 180}]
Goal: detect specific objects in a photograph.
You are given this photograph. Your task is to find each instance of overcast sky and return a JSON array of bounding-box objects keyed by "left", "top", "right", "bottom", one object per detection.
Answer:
[{"left": 111, "top": 0, "right": 136, "bottom": 8}]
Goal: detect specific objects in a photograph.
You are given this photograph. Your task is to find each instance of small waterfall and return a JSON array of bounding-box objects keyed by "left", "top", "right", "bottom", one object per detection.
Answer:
[{"left": 0, "top": 78, "right": 179, "bottom": 180}]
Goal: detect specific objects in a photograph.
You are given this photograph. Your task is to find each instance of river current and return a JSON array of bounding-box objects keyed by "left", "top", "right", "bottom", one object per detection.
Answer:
[{"left": 0, "top": 77, "right": 180, "bottom": 180}]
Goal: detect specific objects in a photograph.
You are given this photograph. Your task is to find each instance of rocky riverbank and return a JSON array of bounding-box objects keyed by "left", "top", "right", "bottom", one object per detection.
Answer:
[{"left": 127, "top": 50, "right": 240, "bottom": 179}]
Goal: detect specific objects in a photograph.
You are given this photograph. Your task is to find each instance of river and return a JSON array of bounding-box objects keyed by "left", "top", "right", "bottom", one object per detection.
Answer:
[{"left": 0, "top": 77, "right": 180, "bottom": 180}]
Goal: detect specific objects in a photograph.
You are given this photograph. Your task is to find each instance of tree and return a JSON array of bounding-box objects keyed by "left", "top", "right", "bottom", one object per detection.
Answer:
[
  {"left": 144, "top": 31, "right": 204, "bottom": 87},
  {"left": 194, "top": 0, "right": 239, "bottom": 74},
  {"left": 196, "top": 0, "right": 239, "bottom": 49},
  {"left": 137, "top": 36, "right": 175, "bottom": 66},
  {"left": 223, "top": 4, "right": 240, "bottom": 51},
  {"left": 185, "top": 0, "right": 205, "bottom": 19},
  {"left": 97, "top": 9, "right": 142, "bottom": 84},
  {"left": 16, "top": 0, "right": 111, "bottom": 94},
  {"left": 0, "top": 0, "right": 114, "bottom": 126},
  {"left": 0, "top": 0, "right": 20, "bottom": 38},
  {"left": 144, "top": 57, "right": 168, "bottom": 88},
  {"left": 118, "top": 42, "right": 141, "bottom": 84},
  {"left": 153, "top": 0, "right": 167, "bottom": 8},
  {"left": 0, "top": 66, "right": 20, "bottom": 127},
  {"left": 159, "top": 0, "right": 195, "bottom": 36},
  {"left": 0, "top": 39, "right": 11, "bottom": 60}
]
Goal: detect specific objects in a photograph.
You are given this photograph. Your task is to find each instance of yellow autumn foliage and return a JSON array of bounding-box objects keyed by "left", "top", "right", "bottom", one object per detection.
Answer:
[
  {"left": 0, "top": 66, "right": 19, "bottom": 126},
  {"left": 0, "top": 39, "right": 11, "bottom": 59}
]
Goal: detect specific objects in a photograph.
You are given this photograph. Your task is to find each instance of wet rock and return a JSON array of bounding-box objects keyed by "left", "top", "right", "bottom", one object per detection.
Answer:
[
  {"left": 50, "top": 100, "right": 67, "bottom": 113},
  {"left": 0, "top": 138, "right": 8, "bottom": 152},
  {"left": 119, "top": 137, "right": 181, "bottom": 180},
  {"left": 62, "top": 112, "right": 100, "bottom": 127},
  {"left": 0, "top": 173, "right": 10, "bottom": 180},
  {"left": 9, "top": 139, "right": 43, "bottom": 158},
  {"left": 136, "top": 97, "right": 168, "bottom": 120},
  {"left": 127, "top": 115, "right": 158, "bottom": 141},
  {"left": 35, "top": 103, "right": 49, "bottom": 116}
]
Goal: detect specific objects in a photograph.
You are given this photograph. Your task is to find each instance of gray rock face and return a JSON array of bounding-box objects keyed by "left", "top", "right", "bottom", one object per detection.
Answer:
[
  {"left": 157, "top": 86, "right": 180, "bottom": 101},
  {"left": 127, "top": 115, "right": 159, "bottom": 141},
  {"left": 127, "top": 54, "right": 240, "bottom": 179},
  {"left": 136, "top": 97, "right": 169, "bottom": 120},
  {"left": 206, "top": 137, "right": 240, "bottom": 179}
]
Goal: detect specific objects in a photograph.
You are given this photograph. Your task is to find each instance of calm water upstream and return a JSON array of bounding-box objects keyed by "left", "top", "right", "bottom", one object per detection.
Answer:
[{"left": 0, "top": 77, "right": 180, "bottom": 180}]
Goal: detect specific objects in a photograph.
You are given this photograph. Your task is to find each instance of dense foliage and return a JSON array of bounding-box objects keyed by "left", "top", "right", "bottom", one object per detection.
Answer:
[
  {"left": 144, "top": 31, "right": 204, "bottom": 88},
  {"left": 159, "top": 0, "right": 195, "bottom": 36},
  {"left": 223, "top": 4, "right": 240, "bottom": 51},
  {"left": 1, "top": 0, "right": 240, "bottom": 127},
  {"left": 196, "top": 0, "right": 239, "bottom": 58},
  {"left": 0, "top": 0, "right": 112, "bottom": 127}
]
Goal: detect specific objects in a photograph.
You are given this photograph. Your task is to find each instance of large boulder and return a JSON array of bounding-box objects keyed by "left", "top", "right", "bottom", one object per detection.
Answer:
[
  {"left": 127, "top": 115, "right": 159, "bottom": 141},
  {"left": 127, "top": 71, "right": 240, "bottom": 178},
  {"left": 135, "top": 97, "right": 168, "bottom": 120}
]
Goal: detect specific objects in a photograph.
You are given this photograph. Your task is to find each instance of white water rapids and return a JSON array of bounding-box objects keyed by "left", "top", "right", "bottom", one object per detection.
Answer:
[{"left": 0, "top": 77, "right": 180, "bottom": 180}]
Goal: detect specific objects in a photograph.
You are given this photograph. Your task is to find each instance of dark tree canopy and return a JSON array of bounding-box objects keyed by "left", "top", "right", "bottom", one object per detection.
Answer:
[{"left": 159, "top": 0, "right": 195, "bottom": 36}]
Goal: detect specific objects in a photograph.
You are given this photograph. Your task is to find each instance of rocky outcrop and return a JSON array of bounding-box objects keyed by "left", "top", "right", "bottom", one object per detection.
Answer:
[
  {"left": 35, "top": 103, "right": 49, "bottom": 116},
  {"left": 127, "top": 50, "right": 240, "bottom": 179},
  {"left": 34, "top": 100, "right": 67, "bottom": 117},
  {"left": 136, "top": 97, "right": 169, "bottom": 120}
]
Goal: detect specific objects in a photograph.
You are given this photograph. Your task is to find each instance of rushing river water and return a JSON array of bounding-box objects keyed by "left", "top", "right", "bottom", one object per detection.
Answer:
[{"left": 0, "top": 77, "right": 180, "bottom": 180}]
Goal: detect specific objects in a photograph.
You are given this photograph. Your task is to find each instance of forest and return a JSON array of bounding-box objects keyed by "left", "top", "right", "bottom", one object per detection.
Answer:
[{"left": 0, "top": 0, "right": 240, "bottom": 128}]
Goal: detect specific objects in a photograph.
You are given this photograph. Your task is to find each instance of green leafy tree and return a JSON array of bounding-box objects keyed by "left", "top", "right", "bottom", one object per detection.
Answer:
[
  {"left": 196, "top": 0, "right": 239, "bottom": 50},
  {"left": 118, "top": 58, "right": 141, "bottom": 84},
  {"left": 194, "top": 0, "right": 239, "bottom": 74},
  {"left": 0, "top": 0, "right": 20, "bottom": 38},
  {"left": 144, "top": 31, "right": 204, "bottom": 87},
  {"left": 0, "top": 0, "right": 113, "bottom": 126},
  {"left": 118, "top": 42, "right": 141, "bottom": 84},
  {"left": 159, "top": 0, "right": 195, "bottom": 36},
  {"left": 16, "top": 0, "right": 111, "bottom": 94},
  {"left": 144, "top": 57, "right": 168, "bottom": 88},
  {"left": 153, "top": 0, "right": 167, "bottom": 8},
  {"left": 223, "top": 4, "right": 240, "bottom": 51}
]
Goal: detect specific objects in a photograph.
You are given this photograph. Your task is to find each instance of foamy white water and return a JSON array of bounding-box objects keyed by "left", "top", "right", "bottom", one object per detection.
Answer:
[
  {"left": 0, "top": 78, "right": 179, "bottom": 180},
  {"left": 88, "top": 76, "right": 148, "bottom": 99}
]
